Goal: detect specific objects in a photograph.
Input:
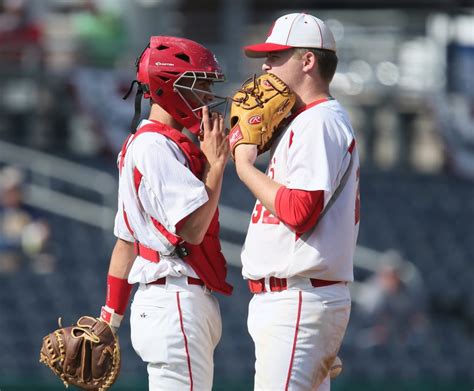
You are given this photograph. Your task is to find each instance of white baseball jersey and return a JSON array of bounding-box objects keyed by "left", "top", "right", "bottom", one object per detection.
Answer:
[
  {"left": 114, "top": 120, "right": 208, "bottom": 283},
  {"left": 241, "top": 99, "right": 360, "bottom": 282}
]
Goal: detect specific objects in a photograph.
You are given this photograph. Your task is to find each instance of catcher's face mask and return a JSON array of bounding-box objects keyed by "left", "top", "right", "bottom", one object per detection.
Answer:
[{"left": 174, "top": 71, "right": 227, "bottom": 130}]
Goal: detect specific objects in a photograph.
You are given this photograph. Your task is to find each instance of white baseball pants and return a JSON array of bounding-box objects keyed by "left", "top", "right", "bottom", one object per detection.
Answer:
[
  {"left": 130, "top": 276, "right": 222, "bottom": 391},
  {"left": 248, "top": 279, "right": 351, "bottom": 391}
]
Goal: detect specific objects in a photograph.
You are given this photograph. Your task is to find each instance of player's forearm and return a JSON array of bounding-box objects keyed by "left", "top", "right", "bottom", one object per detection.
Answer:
[
  {"left": 108, "top": 238, "right": 135, "bottom": 278},
  {"left": 178, "top": 162, "right": 225, "bottom": 244},
  {"left": 102, "top": 238, "right": 135, "bottom": 327},
  {"left": 236, "top": 161, "right": 282, "bottom": 216}
]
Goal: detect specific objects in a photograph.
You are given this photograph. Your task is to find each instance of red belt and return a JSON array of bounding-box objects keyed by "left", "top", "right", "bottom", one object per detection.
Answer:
[
  {"left": 134, "top": 242, "right": 160, "bottom": 263},
  {"left": 136, "top": 243, "right": 203, "bottom": 287},
  {"left": 148, "top": 276, "right": 204, "bottom": 286},
  {"left": 248, "top": 277, "right": 341, "bottom": 293}
]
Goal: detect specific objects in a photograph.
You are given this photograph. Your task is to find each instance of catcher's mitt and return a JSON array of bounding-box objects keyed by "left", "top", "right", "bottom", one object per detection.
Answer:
[
  {"left": 228, "top": 73, "right": 296, "bottom": 156},
  {"left": 39, "top": 316, "right": 120, "bottom": 390}
]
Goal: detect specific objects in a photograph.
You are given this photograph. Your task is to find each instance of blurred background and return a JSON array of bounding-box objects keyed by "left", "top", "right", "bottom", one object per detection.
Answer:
[{"left": 0, "top": 0, "right": 473, "bottom": 390}]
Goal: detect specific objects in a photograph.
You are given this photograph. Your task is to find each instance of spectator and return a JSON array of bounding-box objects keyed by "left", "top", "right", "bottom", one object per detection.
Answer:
[
  {"left": 0, "top": 166, "right": 56, "bottom": 274},
  {"left": 71, "top": 0, "right": 126, "bottom": 68},
  {"left": 0, "top": 0, "right": 45, "bottom": 146},
  {"left": 0, "top": 0, "right": 43, "bottom": 68},
  {"left": 66, "top": 0, "right": 132, "bottom": 156},
  {"left": 355, "top": 253, "right": 430, "bottom": 349},
  {"left": 0, "top": 166, "right": 28, "bottom": 273}
]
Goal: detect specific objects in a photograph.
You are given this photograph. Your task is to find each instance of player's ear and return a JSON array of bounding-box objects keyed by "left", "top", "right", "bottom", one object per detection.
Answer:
[{"left": 302, "top": 51, "right": 317, "bottom": 72}]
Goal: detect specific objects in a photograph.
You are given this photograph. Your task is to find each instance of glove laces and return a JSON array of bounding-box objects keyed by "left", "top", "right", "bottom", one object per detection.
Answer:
[{"left": 229, "top": 74, "right": 289, "bottom": 109}]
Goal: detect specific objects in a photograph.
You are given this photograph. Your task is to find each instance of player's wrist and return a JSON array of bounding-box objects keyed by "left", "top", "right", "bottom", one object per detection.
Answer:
[
  {"left": 100, "top": 305, "right": 123, "bottom": 332},
  {"left": 235, "top": 159, "right": 255, "bottom": 181},
  {"left": 102, "top": 274, "right": 133, "bottom": 331},
  {"left": 208, "top": 159, "right": 227, "bottom": 172},
  {"left": 234, "top": 144, "right": 258, "bottom": 164}
]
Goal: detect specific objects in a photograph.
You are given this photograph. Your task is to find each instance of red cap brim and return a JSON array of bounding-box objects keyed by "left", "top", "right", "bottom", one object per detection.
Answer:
[{"left": 243, "top": 43, "right": 293, "bottom": 58}]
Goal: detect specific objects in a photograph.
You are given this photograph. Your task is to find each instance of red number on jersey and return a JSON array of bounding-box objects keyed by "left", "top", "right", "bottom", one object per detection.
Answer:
[
  {"left": 252, "top": 202, "right": 263, "bottom": 224},
  {"left": 262, "top": 208, "right": 280, "bottom": 225},
  {"left": 268, "top": 157, "right": 276, "bottom": 179},
  {"left": 251, "top": 157, "right": 280, "bottom": 225},
  {"left": 251, "top": 201, "right": 280, "bottom": 225}
]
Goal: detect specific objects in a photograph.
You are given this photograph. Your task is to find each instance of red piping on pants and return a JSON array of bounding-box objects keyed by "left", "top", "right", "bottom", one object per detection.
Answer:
[
  {"left": 285, "top": 290, "right": 302, "bottom": 390},
  {"left": 177, "top": 292, "right": 193, "bottom": 391}
]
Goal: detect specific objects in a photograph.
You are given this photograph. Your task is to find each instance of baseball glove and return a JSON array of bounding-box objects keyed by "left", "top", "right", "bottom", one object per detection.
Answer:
[
  {"left": 228, "top": 73, "right": 296, "bottom": 156},
  {"left": 39, "top": 316, "right": 120, "bottom": 390}
]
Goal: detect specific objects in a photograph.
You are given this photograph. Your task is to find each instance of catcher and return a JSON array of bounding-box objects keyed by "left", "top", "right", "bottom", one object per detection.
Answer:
[{"left": 40, "top": 36, "right": 232, "bottom": 391}]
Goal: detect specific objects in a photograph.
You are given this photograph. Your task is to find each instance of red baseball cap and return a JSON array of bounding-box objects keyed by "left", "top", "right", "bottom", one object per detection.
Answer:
[{"left": 244, "top": 13, "right": 337, "bottom": 58}]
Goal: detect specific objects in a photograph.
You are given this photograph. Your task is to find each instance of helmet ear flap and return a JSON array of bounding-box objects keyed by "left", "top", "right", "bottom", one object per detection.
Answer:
[
  {"left": 135, "top": 43, "right": 150, "bottom": 70},
  {"left": 136, "top": 44, "right": 151, "bottom": 98}
]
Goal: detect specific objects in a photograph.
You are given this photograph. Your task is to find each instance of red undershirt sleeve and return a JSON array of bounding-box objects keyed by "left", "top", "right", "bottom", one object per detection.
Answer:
[{"left": 275, "top": 186, "right": 324, "bottom": 233}]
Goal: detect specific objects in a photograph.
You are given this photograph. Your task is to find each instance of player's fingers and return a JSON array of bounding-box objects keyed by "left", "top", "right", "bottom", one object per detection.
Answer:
[
  {"left": 218, "top": 129, "right": 228, "bottom": 145},
  {"left": 218, "top": 115, "right": 225, "bottom": 134},
  {"left": 210, "top": 112, "right": 221, "bottom": 132},
  {"left": 208, "top": 111, "right": 217, "bottom": 130},
  {"left": 201, "top": 106, "right": 211, "bottom": 135},
  {"left": 221, "top": 135, "right": 230, "bottom": 152},
  {"left": 211, "top": 113, "right": 223, "bottom": 136}
]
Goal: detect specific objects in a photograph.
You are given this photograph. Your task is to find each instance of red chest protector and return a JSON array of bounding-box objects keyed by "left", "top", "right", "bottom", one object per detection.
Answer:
[{"left": 119, "top": 121, "right": 233, "bottom": 295}]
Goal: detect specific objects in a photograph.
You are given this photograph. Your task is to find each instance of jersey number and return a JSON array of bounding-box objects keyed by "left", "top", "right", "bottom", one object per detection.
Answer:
[
  {"left": 251, "top": 156, "right": 280, "bottom": 225},
  {"left": 252, "top": 201, "right": 280, "bottom": 225}
]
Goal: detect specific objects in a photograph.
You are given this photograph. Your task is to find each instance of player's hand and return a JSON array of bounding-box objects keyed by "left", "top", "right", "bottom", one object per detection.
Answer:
[{"left": 200, "top": 106, "right": 229, "bottom": 168}]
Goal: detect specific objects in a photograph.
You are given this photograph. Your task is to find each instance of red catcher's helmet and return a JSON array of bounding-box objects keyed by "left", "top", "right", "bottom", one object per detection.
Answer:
[{"left": 135, "top": 36, "right": 225, "bottom": 134}]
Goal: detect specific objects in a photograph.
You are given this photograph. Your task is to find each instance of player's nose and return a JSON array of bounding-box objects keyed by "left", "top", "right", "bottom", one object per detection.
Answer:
[
  {"left": 203, "top": 93, "right": 213, "bottom": 104},
  {"left": 262, "top": 63, "right": 271, "bottom": 72}
]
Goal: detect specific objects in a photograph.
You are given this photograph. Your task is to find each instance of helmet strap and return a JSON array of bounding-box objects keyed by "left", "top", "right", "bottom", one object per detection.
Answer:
[
  {"left": 122, "top": 80, "right": 145, "bottom": 134},
  {"left": 130, "top": 85, "right": 144, "bottom": 134},
  {"left": 122, "top": 79, "right": 138, "bottom": 100}
]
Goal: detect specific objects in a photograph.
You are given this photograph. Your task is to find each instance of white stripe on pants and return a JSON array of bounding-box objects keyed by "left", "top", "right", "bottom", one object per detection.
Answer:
[
  {"left": 130, "top": 276, "right": 222, "bottom": 391},
  {"left": 248, "top": 281, "right": 351, "bottom": 391}
]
